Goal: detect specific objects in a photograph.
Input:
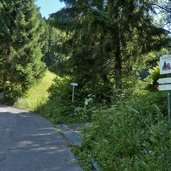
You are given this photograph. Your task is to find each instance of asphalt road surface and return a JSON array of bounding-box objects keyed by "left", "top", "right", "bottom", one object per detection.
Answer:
[{"left": 0, "top": 105, "right": 83, "bottom": 171}]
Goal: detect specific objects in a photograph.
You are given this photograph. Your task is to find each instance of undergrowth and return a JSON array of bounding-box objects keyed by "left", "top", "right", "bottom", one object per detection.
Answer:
[{"left": 82, "top": 92, "right": 171, "bottom": 171}]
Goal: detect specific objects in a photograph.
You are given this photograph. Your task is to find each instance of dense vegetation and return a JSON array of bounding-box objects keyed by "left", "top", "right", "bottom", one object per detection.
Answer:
[
  {"left": 1, "top": 0, "right": 171, "bottom": 170},
  {"left": 83, "top": 92, "right": 170, "bottom": 171},
  {"left": 48, "top": 0, "right": 169, "bottom": 100},
  {"left": 43, "top": 1, "right": 171, "bottom": 170},
  {"left": 0, "top": 0, "right": 47, "bottom": 103}
]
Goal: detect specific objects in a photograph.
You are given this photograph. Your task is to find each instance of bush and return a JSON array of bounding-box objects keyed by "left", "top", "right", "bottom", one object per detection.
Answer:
[
  {"left": 145, "top": 63, "right": 160, "bottom": 91},
  {"left": 1, "top": 82, "right": 24, "bottom": 104},
  {"left": 83, "top": 92, "right": 171, "bottom": 171},
  {"left": 38, "top": 76, "right": 96, "bottom": 123}
]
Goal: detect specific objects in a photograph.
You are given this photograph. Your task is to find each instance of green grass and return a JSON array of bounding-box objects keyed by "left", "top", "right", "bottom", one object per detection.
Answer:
[{"left": 14, "top": 71, "right": 56, "bottom": 111}]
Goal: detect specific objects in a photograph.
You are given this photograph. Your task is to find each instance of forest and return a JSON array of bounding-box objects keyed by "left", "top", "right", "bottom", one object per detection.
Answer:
[{"left": 1, "top": 0, "right": 171, "bottom": 170}]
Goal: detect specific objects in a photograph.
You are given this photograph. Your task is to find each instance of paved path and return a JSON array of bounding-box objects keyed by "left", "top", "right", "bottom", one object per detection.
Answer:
[{"left": 0, "top": 105, "right": 83, "bottom": 171}]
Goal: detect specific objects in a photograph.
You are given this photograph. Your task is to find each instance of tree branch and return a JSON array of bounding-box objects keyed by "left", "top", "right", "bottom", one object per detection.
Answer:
[{"left": 148, "top": 3, "right": 171, "bottom": 13}]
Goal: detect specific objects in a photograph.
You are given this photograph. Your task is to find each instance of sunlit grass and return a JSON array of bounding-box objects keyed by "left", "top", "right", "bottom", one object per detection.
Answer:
[{"left": 15, "top": 70, "right": 56, "bottom": 111}]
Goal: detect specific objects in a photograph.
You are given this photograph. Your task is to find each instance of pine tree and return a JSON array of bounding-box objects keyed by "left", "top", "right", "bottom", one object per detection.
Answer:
[{"left": 0, "top": 0, "right": 46, "bottom": 103}]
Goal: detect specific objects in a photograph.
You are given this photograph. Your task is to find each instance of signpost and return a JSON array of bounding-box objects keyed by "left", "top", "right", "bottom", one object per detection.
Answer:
[
  {"left": 160, "top": 55, "right": 171, "bottom": 75},
  {"left": 70, "top": 82, "right": 78, "bottom": 103},
  {"left": 158, "top": 84, "right": 171, "bottom": 91},
  {"left": 157, "top": 78, "right": 171, "bottom": 85},
  {"left": 158, "top": 55, "right": 171, "bottom": 122},
  {"left": 157, "top": 77, "right": 171, "bottom": 122},
  {"left": 157, "top": 78, "right": 171, "bottom": 91}
]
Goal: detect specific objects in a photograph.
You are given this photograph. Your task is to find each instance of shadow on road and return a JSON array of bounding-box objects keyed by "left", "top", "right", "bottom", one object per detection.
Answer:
[{"left": 0, "top": 107, "right": 82, "bottom": 171}]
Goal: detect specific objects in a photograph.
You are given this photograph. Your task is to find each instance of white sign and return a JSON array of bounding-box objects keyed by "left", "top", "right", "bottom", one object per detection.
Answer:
[
  {"left": 158, "top": 84, "right": 171, "bottom": 91},
  {"left": 160, "top": 55, "right": 171, "bottom": 74},
  {"left": 157, "top": 78, "right": 171, "bottom": 84},
  {"left": 70, "top": 82, "right": 78, "bottom": 86}
]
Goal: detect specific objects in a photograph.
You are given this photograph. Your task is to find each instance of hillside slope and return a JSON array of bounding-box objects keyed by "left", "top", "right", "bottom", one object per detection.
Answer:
[{"left": 15, "top": 71, "right": 56, "bottom": 111}]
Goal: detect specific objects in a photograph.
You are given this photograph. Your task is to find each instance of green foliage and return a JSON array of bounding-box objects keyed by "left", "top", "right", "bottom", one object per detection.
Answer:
[
  {"left": 37, "top": 76, "right": 75, "bottom": 123},
  {"left": 15, "top": 71, "right": 56, "bottom": 111},
  {"left": 145, "top": 64, "right": 160, "bottom": 91},
  {"left": 38, "top": 76, "right": 99, "bottom": 124},
  {"left": 1, "top": 82, "right": 23, "bottom": 104},
  {"left": 71, "top": 146, "right": 92, "bottom": 171},
  {"left": 145, "top": 59, "right": 171, "bottom": 92},
  {"left": 48, "top": 0, "right": 169, "bottom": 104},
  {"left": 0, "top": 0, "right": 47, "bottom": 103},
  {"left": 43, "top": 26, "right": 68, "bottom": 75},
  {"left": 83, "top": 92, "right": 170, "bottom": 171}
]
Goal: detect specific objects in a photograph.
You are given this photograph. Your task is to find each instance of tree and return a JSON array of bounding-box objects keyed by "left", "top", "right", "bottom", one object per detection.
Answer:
[
  {"left": 42, "top": 26, "right": 68, "bottom": 75},
  {"left": 0, "top": 0, "right": 46, "bottom": 102},
  {"left": 49, "top": 0, "right": 169, "bottom": 102}
]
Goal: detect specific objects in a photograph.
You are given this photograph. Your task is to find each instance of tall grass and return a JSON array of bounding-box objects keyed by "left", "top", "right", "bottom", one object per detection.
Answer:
[{"left": 14, "top": 71, "right": 56, "bottom": 111}]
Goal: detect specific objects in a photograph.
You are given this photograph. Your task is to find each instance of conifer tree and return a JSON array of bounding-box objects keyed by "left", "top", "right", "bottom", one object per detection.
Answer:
[{"left": 0, "top": 0, "right": 46, "bottom": 102}]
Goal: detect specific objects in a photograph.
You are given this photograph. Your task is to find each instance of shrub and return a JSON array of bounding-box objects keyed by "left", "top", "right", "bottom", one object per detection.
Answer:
[
  {"left": 83, "top": 92, "right": 170, "bottom": 171},
  {"left": 145, "top": 64, "right": 160, "bottom": 91},
  {"left": 2, "top": 82, "right": 24, "bottom": 104},
  {"left": 38, "top": 76, "right": 96, "bottom": 123}
]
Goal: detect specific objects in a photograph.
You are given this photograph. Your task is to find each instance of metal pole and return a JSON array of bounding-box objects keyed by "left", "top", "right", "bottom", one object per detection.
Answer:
[
  {"left": 72, "top": 86, "right": 75, "bottom": 103},
  {"left": 168, "top": 92, "right": 171, "bottom": 122}
]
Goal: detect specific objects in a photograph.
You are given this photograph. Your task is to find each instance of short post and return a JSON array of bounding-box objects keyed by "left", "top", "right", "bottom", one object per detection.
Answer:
[
  {"left": 70, "top": 82, "right": 78, "bottom": 103},
  {"left": 168, "top": 92, "right": 171, "bottom": 122},
  {"left": 72, "top": 86, "right": 75, "bottom": 103}
]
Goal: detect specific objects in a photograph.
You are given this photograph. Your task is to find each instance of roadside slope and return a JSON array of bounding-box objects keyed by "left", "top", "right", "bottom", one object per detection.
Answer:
[{"left": 15, "top": 71, "right": 56, "bottom": 111}]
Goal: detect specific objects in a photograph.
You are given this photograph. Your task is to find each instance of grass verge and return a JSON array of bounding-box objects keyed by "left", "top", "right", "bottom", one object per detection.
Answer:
[{"left": 14, "top": 70, "right": 56, "bottom": 111}]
